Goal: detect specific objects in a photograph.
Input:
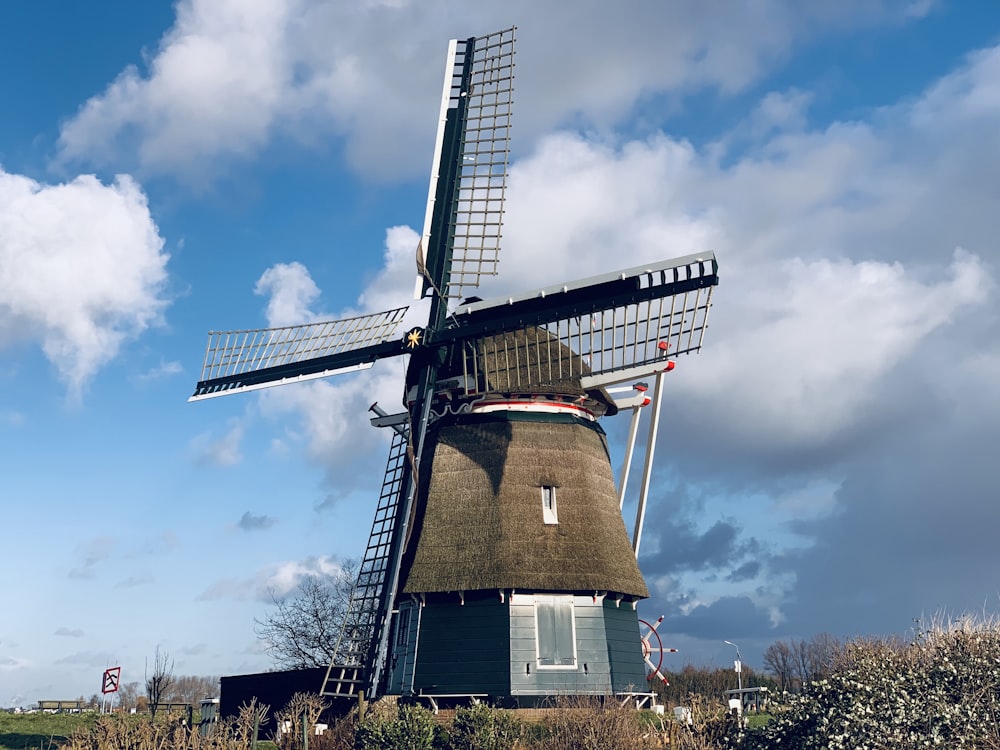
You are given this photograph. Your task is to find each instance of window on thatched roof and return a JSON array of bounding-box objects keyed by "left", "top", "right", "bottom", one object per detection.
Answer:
[
  {"left": 535, "top": 595, "right": 576, "bottom": 668},
  {"left": 541, "top": 485, "right": 557, "bottom": 525}
]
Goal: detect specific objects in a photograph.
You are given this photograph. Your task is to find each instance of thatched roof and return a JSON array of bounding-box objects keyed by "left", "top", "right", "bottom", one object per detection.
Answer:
[
  {"left": 473, "top": 327, "right": 592, "bottom": 396},
  {"left": 400, "top": 411, "right": 649, "bottom": 598},
  {"left": 409, "top": 325, "right": 616, "bottom": 414}
]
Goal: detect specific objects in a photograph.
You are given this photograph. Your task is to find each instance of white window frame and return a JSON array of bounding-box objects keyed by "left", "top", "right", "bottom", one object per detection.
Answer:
[
  {"left": 533, "top": 595, "right": 577, "bottom": 670},
  {"left": 541, "top": 485, "right": 558, "bottom": 525}
]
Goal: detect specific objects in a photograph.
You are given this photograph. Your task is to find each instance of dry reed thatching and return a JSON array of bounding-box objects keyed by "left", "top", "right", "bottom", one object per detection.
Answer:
[
  {"left": 411, "top": 325, "right": 616, "bottom": 413},
  {"left": 402, "top": 412, "right": 647, "bottom": 598}
]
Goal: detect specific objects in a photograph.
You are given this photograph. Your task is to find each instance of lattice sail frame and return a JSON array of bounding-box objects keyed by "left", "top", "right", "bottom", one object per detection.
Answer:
[
  {"left": 419, "top": 27, "right": 515, "bottom": 300},
  {"left": 191, "top": 308, "right": 408, "bottom": 399},
  {"left": 457, "top": 255, "right": 716, "bottom": 394}
]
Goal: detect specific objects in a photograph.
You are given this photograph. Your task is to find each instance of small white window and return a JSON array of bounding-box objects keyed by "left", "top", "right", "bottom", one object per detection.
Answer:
[{"left": 541, "top": 485, "right": 558, "bottom": 524}]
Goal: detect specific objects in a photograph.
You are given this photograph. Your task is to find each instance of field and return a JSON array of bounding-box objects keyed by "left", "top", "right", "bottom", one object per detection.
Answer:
[{"left": 0, "top": 712, "right": 97, "bottom": 750}]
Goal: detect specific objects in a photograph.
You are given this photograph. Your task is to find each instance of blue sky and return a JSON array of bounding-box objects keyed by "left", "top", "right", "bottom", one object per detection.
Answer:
[{"left": 2, "top": 1, "right": 1000, "bottom": 706}]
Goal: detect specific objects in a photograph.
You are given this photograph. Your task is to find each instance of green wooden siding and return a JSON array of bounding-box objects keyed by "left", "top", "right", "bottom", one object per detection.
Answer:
[
  {"left": 602, "top": 602, "right": 648, "bottom": 692},
  {"left": 387, "top": 599, "right": 421, "bottom": 695},
  {"left": 509, "top": 595, "right": 614, "bottom": 696},
  {"left": 394, "top": 595, "right": 648, "bottom": 700},
  {"left": 411, "top": 597, "right": 510, "bottom": 696}
]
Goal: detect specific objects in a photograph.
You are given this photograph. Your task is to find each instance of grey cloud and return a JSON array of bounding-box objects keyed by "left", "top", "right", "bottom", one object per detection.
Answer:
[
  {"left": 774, "top": 400, "right": 1000, "bottom": 638},
  {"left": 727, "top": 561, "right": 762, "bottom": 583},
  {"left": 237, "top": 511, "right": 277, "bottom": 531},
  {"left": 68, "top": 536, "right": 115, "bottom": 579},
  {"left": 54, "top": 627, "right": 84, "bottom": 638},
  {"left": 642, "top": 519, "right": 753, "bottom": 573},
  {"left": 668, "top": 596, "right": 777, "bottom": 641},
  {"left": 54, "top": 651, "right": 118, "bottom": 667}
]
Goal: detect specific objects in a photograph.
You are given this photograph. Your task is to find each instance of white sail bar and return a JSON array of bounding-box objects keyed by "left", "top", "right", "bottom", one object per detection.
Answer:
[
  {"left": 415, "top": 38, "right": 459, "bottom": 299},
  {"left": 193, "top": 307, "right": 408, "bottom": 396},
  {"left": 446, "top": 27, "right": 516, "bottom": 298}
]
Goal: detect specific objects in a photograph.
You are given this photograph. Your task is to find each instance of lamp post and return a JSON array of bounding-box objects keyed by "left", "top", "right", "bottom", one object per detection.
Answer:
[{"left": 724, "top": 640, "right": 743, "bottom": 693}]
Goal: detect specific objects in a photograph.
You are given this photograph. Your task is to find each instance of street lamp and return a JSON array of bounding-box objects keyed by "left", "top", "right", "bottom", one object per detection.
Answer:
[{"left": 724, "top": 640, "right": 743, "bottom": 693}]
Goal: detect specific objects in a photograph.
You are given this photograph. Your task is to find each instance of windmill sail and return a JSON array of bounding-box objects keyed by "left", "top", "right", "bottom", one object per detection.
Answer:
[
  {"left": 189, "top": 307, "right": 408, "bottom": 400},
  {"left": 444, "top": 253, "right": 718, "bottom": 394},
  {"left": 418, "top": 27, "right": 515, "bottom": 301}
]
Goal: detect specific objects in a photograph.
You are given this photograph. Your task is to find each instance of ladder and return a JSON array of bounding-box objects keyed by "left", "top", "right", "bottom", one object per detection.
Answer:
[{"left": 321, "top": 426, "right": 409, "bottom": 698}]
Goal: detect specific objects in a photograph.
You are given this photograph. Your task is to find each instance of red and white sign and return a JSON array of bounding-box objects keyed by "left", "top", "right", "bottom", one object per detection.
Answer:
[{"left": 101, "top": 666, "right": 121, "bottom": 694}]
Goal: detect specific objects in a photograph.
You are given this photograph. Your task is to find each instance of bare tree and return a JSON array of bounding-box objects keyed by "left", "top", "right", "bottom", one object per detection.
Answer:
[
  {"left": 763, "top": 640, "right": 795, "bottom": 693},
  {"left": 166, "top": 675, "right": 220, "bottom": 705},
  {"left": 808, "top": 632, "right": 843, "bottom": 679},
  {"left": 118, "top": 681, "right": 140, "bottom": 712},
  {"left": 254, "top": 559, "right": 358, "bottom": 669},
  {"left": 792, "top": 639, "right": 812, "bottom": 689},
  {"left": 765, "top": 634, "right": 844, "bottom": 694},
  {"left": 145, "top": 645, "right": 174, "bottom": 720}
]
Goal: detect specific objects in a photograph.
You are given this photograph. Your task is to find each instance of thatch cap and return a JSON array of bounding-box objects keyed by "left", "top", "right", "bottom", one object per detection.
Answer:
[
  {"left": 400, "top": 411, "right": 649, "bottom": 599},
  {"left": 408, "top": 326, "right": 617, "bottom": 415}
]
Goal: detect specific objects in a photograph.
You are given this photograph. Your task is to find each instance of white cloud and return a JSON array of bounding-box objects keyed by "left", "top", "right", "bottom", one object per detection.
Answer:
[
  {"left": 255, "top": 261, "right": 323, "bottom": 327},
  {"left": 196, "top": 554, "right": 345, "bottom": 601},
  {"left": 256, "top": 555, "right": 343, "bottom": 599},
  {"left": 250, "top": 226, "right": 427, "bottom": 502},
  {"left": 495, "top": 133, "right": 716, "bottom": 293},
  {"left": 59, "top": 0, "right": 301, "bottom": 177},
  {"left": 190, "top": 420, "right": 245, "bottom": 466},
  {"left": 136, "top": 360, "right": 183, "bottom": 382},
  {"left": 56, "top": 0, "right": 927, "bottom": 181},
  {"left": 0, "top": 169, "right": 169, "bottom": 399},
  {"left": 236, "top": 39, "right": 1000, "bottom": 521},
  {"left": 688, "top": 250, "right": 989, "bottom": 449}
]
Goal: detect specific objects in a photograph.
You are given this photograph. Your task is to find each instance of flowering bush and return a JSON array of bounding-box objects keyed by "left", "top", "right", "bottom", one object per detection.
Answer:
[{"left": 736, "top": 616, "right": 1000, "bottom": 749}]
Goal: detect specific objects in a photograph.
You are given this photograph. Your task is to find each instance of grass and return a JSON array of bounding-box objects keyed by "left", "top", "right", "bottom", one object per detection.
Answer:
[
  {"left": 0, "top": 710, "right": 207, "bottom": 750},
  {"left": 0, "top": 712, "right": 98, "bottom": 750},
  {"left": 745, "top": 712, "right": 773, "bottom": 729}
]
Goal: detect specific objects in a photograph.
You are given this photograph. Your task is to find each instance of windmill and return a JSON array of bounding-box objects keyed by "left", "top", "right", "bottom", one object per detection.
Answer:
[{"left": 190, "top": 27, "right": 718, "bottom": 706}]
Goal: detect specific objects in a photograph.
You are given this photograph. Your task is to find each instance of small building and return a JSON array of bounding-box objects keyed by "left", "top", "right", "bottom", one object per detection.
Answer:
[
  {"left": 199, "top": 698, "right": 219, "bottom": 736},
  {"left": 725, "top": 686, "right": 770, "bottom": 715},
  {"left": 220, "top": 666, "right": 334, "bottom": 738}
]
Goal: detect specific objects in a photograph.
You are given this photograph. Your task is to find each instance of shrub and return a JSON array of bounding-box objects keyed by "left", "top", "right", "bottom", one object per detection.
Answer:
[
  {"left": 532, "top": 697, "right": 663, "bottom": 750},
  {"left": 444, "top": 703, "right": 521, "bottom": 750},
  {"left": 353, "top": 701, "right": 435, "bottom": 750},
  {"left": 735, "top": 615, "right": 1000, "bottom": 749},
  {"left": 274, "top": 692, "right": 329, "bottom": 750},
  {"left": 61, "top": 698, "right": 271, "bottom": 750}
]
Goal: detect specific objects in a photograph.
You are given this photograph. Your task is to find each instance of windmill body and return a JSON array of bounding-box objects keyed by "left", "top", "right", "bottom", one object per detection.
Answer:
[{"left": 190, "top": 28, "right": 719, "bottom": 705}]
